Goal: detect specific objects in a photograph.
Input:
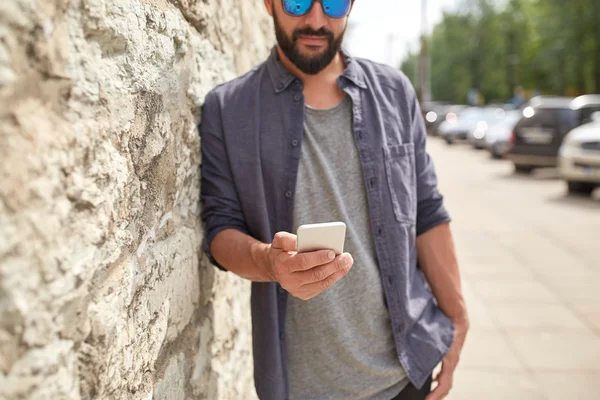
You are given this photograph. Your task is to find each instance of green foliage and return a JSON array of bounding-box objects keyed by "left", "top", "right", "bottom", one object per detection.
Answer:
[
  {"left": 399, "top": 0, "right": 600, "bottom": 104},
  {"left": 399, "top": 50, "right": 418, "bottom": 88}
]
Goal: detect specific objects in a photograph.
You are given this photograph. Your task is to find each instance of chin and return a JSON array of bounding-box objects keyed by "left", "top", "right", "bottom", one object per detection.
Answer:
[{"left": 297, "top": 44, "right": 327, "bottom": 55}]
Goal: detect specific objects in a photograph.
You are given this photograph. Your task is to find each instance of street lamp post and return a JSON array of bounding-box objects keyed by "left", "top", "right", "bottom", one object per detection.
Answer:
[{"left": 418, "top": 0, "right": 430, "bottom": 103}]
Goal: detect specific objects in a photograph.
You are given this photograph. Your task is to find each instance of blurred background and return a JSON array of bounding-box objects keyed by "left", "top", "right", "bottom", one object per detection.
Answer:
[
  {"left": 346, "top": 0, "right": 600, "bottom": 102},
  {"left": 346, "top": 1, "right": 600, "bottom": 399}
]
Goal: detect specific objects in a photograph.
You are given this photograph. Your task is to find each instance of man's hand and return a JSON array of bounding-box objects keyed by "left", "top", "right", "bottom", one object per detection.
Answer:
[
  {"left": 265, "top": 231, "right": 353, "bottom": 300},
  {"left": 426, "top": 317, "right": 469, "bottom": 400}
]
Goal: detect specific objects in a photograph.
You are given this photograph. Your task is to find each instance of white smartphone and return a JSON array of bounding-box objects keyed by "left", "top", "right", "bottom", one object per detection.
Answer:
[{"left": 296, "top": 222, "right": 346, "bottom": 255}]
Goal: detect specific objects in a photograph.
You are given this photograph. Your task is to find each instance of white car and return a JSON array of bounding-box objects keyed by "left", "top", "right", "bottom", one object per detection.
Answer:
[
  {"left": 484, "top": 110, "right": 523, "bottom": 158},
  {"left": 558, "top": 115, "right": 600, "bottom": 195}
]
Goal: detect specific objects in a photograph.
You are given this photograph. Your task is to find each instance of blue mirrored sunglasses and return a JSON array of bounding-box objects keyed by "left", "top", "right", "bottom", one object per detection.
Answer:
[{"left": 282, "top": 0, "right": 352, "bottom": 18}]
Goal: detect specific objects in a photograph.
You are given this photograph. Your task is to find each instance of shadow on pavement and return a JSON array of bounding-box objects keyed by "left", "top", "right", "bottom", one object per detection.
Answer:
[
  {"left": 493, "top": 168, "right": 561, "bottom": 182},
  {"left": 546, "top": 191, "right": 600, "bottom": 209}
]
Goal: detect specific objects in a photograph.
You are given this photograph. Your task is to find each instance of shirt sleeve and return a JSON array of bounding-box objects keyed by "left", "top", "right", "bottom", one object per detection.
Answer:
[
  {"left": 199, "top": 90, "right": 249, "bottom": 271},
  {"left": 406, "top": 83, "right": 452, "bottom": 236}
]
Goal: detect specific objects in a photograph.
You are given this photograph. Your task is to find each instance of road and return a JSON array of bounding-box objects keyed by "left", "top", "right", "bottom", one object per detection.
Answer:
[{"left": 426, "top": 138, "right": 600, "bottom": 400}]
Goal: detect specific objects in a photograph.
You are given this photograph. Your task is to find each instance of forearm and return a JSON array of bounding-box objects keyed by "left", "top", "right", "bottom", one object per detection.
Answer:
[
  {"left": 210, "top": 229, "right": 273, "bottom": 282},
  {"left": 416, "top": 222, "right": 468, "bottom": 324}
]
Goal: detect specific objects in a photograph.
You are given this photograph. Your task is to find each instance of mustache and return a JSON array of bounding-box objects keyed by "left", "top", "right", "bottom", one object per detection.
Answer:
[{"left": 292, "top": 26, "right": 334, "bottom": 41}]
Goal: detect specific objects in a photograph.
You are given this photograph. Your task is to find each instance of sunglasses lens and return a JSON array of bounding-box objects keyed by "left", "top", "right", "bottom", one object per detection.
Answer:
[
  {"left": 322, "top": 0, "right": 351, "bottom": 17},
  {"left": 283, "top": 0, "right": 313, "bottom": 16}
]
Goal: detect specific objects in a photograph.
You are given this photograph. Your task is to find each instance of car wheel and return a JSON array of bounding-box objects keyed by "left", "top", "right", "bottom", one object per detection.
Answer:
[
  {"left": 514, "top": 164, "right": 534, "bottom": 174},
  {"left": 490, "top": 144, "right": 502, "bottom": 159},
  {"left": 567, "top": 181, "right": 596, "bottom": 196}
]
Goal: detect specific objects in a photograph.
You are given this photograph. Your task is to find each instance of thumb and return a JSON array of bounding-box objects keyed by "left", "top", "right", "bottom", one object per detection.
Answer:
[{"left": 271, "top": 231, "right": 298, "bottom": 252}]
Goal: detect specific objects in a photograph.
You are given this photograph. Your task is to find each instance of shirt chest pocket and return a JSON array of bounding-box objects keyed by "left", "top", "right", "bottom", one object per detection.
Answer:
[{"left": 383, "top": 143, "right": 417, "bottom": 224}]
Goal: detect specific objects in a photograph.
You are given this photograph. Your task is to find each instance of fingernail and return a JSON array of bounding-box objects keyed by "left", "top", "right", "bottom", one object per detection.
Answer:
[
  {"left": 327, "top": 251, "right": 335, "bottom": 260},
  {"left": 344, "top": 254, "right": 352, "bottom": 265}
]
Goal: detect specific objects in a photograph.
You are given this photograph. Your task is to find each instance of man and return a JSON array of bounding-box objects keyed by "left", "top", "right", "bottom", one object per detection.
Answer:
[{"left": 199, "top": 1, "right": 469, "bottom": 399}]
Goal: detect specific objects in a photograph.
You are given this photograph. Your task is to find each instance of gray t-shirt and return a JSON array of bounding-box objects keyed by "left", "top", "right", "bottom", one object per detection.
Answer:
[{"left": 285, "top": 96, "right": 409, "bottom": 400}]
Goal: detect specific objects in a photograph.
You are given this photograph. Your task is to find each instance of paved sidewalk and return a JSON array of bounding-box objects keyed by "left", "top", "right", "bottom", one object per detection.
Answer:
[{"left": 426, "top": 139, "right": 600, "bottom": 400}]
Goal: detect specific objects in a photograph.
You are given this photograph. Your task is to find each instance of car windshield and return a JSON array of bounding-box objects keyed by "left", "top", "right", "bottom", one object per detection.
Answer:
[
  {"left": 495, "top": 111, "right": 522, "bottom": 126},
  {"left": 458, "top": 108, "right": 490, "bottom": 121},
  {"left": 580, "top": 106, "right": 600, "bottom": 124}
]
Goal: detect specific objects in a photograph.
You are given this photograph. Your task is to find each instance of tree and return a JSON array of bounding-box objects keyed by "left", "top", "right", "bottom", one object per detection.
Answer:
[
  {"left": 400, "top": 49, "right": 419, "bottom": 90},
  {"left": 399, "top": 0, "right": 600, "bottom": 102}
]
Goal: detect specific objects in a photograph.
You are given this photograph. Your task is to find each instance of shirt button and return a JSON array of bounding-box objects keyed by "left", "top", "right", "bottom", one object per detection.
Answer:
[
  {"left": 279, "top": 330, "right": 285, "bottom": 340},
  {"left": 294, "top": 94, "right": 301, "bottom": 101},
  {"left": 278, "top": 285, "right": 285, "bottom": 294},
  {"left": 291, "top": 140, "right": 298, "bottom": 147},
  {"left": 369, "top": 178, "right": 375, "bottom": 188},
  {"left": 278, "top": 83, "right": 284, "bottom": 89},
  {"left": 387, "top": 275, "right": 394, "bottom": 285},
  {"left": 377, "top": 226, "right": 383, "bottom": 236},
  {"left": 285, "top": 191, "right": 292, "bottom": 198}
]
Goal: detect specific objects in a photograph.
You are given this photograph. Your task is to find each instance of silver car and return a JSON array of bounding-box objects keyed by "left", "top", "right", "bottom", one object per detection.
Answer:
[
  {"left": 558, "top": 113, "right": 600, "bottom": 195},
  {"left": 483, "top": 110, "right": 523, "bottom": 158},
  {"left": 438, "top": 107, "right": 498, "bottom": 144},
  {"left": 468, "top": 108, "right": 517, "bottom": 150}
]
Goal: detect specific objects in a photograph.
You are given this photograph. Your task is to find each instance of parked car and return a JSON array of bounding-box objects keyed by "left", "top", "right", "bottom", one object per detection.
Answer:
[
  {"left": 558, "top": 113, "right": 600, "bottom": 195},
  {"left": 505, "top": 95, "right": 600, "bottom": 173},
  {"left": 422, "top": 102, "right": 446, "bottom": 135},
  {"left": 467, "top": 107, "right": 513, "bottom": 149},
  {"left": 424, "top": 104, "right": 466, "bottom": 136},
  {"left": 438, "top": 107, "right": 498, "bottom": 144},
  {"left": 484, "top": 110, "right": 523, "bottom": 158}
]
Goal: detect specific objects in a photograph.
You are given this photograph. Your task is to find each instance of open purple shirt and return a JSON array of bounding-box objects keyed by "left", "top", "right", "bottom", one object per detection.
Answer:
[{"left": 199, "top": 46, "right": 455, "bottom": 400}]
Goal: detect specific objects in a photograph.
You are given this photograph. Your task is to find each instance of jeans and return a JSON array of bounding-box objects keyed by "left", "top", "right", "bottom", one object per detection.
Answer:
[{"left": 391, "top": 375, "right": 432, "bottom": 400}]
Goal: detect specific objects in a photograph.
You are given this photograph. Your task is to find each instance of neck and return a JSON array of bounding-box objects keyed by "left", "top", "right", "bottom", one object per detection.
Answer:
[
  {"left": 275, "top": 46, "right": 348, "bottom": 109},
  {"left": 275, "top": 46, "right": 346, "bottom": 86}
]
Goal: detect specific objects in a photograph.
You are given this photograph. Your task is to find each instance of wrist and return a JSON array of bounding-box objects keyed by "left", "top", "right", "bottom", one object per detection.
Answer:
[
  {"left": 251, "top": 242, "right": 275, "bottom": 282},
  {"left": 451, "top": 312, "right": 470, "bottom": 332}
]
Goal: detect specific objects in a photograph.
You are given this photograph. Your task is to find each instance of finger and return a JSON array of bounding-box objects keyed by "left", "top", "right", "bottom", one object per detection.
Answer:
[
  {"left": 432, "top": 362, "right": 443, "bottom": 381},
  {"left": 425, "top": 368, "right": 452, "bottom": 400},
  {"left": 425, "top": 384, "right": 448, "bottom": 400},
  {"left": 300, "top": 258, "right": 353, "bottom": 296},
  {"left": 295, "top": 253, "right": 353, "bottom": 285},
  {"left": 271, "top": 231, "right": 297, "bottom": 252},
  {"left": 288, "top": 249, "right": 341, "bottom": 272}
]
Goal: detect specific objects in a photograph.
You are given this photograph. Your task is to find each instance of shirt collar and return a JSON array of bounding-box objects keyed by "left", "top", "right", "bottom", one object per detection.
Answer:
[{"left": 266, "top": 44, "right": 367, "bottom": 93}]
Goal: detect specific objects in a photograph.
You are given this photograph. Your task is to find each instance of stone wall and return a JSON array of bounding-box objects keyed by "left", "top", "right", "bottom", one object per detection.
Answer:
[{"left": 0, "top": 0, "right": 273, "bottom": 399}]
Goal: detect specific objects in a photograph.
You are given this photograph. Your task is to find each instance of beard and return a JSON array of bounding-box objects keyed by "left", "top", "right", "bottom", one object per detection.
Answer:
[{"left": 273, "top": 9, "right": 346, "bottom": 75}]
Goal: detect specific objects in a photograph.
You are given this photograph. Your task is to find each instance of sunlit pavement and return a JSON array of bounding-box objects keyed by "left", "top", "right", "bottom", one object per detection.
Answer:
[{"left": 426, "top": 138, "right": 600, "bottom": 400}]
